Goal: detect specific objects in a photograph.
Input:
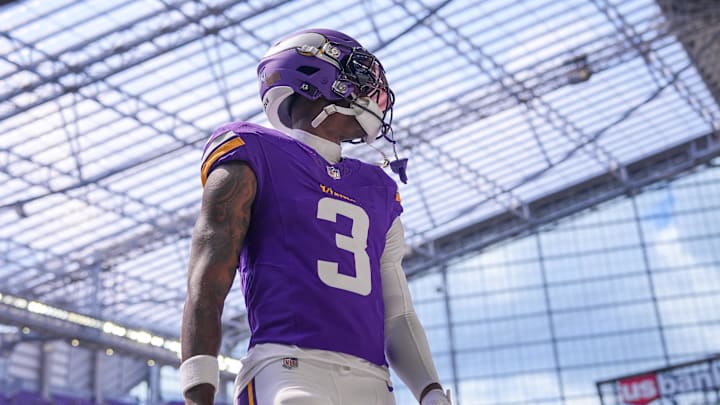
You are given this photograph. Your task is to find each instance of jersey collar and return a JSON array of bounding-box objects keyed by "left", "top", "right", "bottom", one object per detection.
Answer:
[{"left": 289, "top": 128, "right": 341, "bottom": 164}]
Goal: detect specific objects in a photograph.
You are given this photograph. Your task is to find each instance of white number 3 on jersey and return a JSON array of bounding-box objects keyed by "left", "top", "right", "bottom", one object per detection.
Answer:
[{"left": 316, "top": 197, "right": 372, "bottom": 296}]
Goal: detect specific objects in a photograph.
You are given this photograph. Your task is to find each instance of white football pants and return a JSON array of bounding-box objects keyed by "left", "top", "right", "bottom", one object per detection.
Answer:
[{"left": 235, "top": 356, "right": 397, "bottom": 405}]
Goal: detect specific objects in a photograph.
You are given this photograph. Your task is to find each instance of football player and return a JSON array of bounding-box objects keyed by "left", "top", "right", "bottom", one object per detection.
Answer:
[{"left": 180, "top": 29, "right": 451, "bottom": 405}]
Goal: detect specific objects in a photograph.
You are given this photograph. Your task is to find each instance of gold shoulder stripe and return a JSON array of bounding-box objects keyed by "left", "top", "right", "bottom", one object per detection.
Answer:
[
  {"left": 395, "top": 192, "right": 401, "bottom": 202},
  {"left": 202, "top": 130, "right": 237, "bottom": 163},
  {"left": 200, "top": 137, "right": 245, "bottom": 186}
]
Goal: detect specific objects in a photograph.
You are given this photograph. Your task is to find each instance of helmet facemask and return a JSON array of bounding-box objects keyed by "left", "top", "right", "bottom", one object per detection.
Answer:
[{"left": 329, "top": 45, "right": 395, "bottom": 143}]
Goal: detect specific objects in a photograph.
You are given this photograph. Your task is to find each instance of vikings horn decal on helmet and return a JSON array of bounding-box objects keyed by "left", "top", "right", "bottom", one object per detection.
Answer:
[{"left": 257, "top": 29, "right": 395, "bottom": 143}]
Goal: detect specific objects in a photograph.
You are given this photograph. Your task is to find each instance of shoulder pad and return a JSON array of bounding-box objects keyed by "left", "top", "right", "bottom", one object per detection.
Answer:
[
  {"left": 201, "top": 129, "right": 246, "bottom": 186},
  {"left": 200, "top": 121, "right": 288, "bottom": 186}
]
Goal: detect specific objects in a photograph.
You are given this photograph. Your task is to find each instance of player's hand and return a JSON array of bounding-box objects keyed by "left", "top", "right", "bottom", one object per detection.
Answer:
[
  {"left": 420, "top": 388, "right": 452, "bottom": 405},
  {"left": 184, "top": 384, "right": 215, "bottom": 405}
]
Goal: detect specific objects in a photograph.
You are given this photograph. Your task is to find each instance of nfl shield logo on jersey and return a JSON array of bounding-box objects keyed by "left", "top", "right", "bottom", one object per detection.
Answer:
[
  {"left": 326, "top": 166, "right": 341, "bottom": 180},
  {"left": 281, "top": 357, "right": 299, "bottom": 369}
]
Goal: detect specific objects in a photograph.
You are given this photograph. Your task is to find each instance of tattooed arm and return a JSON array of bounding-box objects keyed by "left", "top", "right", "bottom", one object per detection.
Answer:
[{"left": 181, "top": 162, "right": 257, "bottom": 405}]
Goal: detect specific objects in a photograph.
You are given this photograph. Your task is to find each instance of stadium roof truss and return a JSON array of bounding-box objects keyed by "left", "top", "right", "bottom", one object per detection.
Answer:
[{"left": 0, "top": 0, "right": 719, "bottom": 359}]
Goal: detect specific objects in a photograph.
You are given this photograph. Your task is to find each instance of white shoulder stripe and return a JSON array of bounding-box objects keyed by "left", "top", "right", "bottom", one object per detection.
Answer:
[{"left": 202, "top": 130, "right": 236, "bottom": 163}]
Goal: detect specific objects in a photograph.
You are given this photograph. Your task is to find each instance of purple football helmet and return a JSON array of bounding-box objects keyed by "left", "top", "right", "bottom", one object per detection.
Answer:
[{"left": 258, "top": 28, "right": 395, "bottom": 142}]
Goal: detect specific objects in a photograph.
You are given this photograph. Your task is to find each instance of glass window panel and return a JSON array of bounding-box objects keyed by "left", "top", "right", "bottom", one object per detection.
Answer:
[
  {"left": 664, "top": 324, "right": 720, "bottom": 356},
  {"left": 458, "top": 372, "right": 561, "bottom": 404},
  {"left": 549, "top": 274, "right": 651, "bottom": 310},
  {"left": 425, "top": 325, "right": 451, "bottom": 353},
  {"left": 606, "top": 247, "right": 647, "bottom": 274},
  {"left": 447, "top": 267, "right": 486, "bottom": 296},
  {"left": 544, "top": 255, "right": 584, "bottom": 283},
  {"left": 449, "top": 295, "right": 491, "bottom": 323},
  {"left": 414, "top": 299, "right": 447, "bottom": 328},
  {"left": 540, "top": 228, "right": 582, "bottom": 256},
  {"left": 448, "top": 258, "right": 542, "bottom": 293},
  {"left": 659, "top": 294, "right": 720, "bottom": 325},
  {"left": 654, "top": 265, "right": 720, "bottom": 297},
  {"left": 429, "top": 353, "right": 455, "bottom": 384},
  {"left": 453, "top": 315, "right": 551, "bottom": 350},
  {"left": 502, "top": 235, "right": 541, "bottom": 261},
  {"left": 646, "top": 237, "right": 714, "bottom": 270},
  {"left": 449, "top": 287, "right": 548, "bottom": 323},
  {"left": 553, "top": 302, "right": 658, "bottom": 337},
  {"left": 409, "top": 273, "right": 444, "bottom": 301},
  {"left": 455, "top": 342, "right": 555, "bottom": 378},
  {"left": 557, "top": 331, "right": 664, "bottom": 368}
]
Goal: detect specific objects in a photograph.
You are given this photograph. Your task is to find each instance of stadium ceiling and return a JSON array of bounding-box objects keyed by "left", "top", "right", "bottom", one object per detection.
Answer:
[{"left": 1, "top": 0, "right": 719, "bottom": 350}]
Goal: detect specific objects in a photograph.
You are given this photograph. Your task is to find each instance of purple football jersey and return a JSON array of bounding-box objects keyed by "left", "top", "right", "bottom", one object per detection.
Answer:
[{"left": 201, "top": 121, "right": 403, "bottom": 366}]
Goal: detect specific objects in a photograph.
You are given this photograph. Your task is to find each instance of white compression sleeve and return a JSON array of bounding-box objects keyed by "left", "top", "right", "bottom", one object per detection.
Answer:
[{"left": 382, "top": 218, "right": 440, "bottom": 401}]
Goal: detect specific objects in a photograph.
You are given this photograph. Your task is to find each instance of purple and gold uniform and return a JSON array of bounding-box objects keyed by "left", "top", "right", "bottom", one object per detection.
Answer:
[{"left": 201, "top": 121, "right": 403, "bottom": 367}]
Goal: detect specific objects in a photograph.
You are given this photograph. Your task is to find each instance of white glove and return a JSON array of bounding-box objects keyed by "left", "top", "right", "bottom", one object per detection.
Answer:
[{"left": 421, "top": 388, "right": 452, "bottom": 405}]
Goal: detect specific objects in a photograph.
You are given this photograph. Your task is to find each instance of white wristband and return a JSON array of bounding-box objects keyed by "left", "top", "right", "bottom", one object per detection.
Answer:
[
  {"left": 421, "top": 388, "right": 452, "bottom": 405},
  {"left": 180, "top": 355, "right": 220, "bottom": 397}
]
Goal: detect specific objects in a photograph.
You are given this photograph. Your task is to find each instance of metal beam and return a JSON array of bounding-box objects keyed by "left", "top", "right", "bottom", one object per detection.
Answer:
[
  {"left": 0, "top": 302, "right": 180, "bottom": 366},
  {"left": 1, "top": 0, "right": 397, "bottom": 139},
  {"left": 0, "top": 290, "right": 247, "bottom": 371},
  {"left": 592, "top": 0, "right": 719, "bottom": 128},
  {"left": 353, "top": 23, "right": 676, "bottom": 169},
  {"left": 0, "top": 0, "right": 193, "bottom": 83},
  {"left": 372, "top": 17, "right": 682, "bottom": 157},
  {"left": 0, "top": 7, "right": 279, "bottom": 220},
  {"left": 400, "top": 0, "right": 626, "bottom": 183},
  {"left": 1, "top": 4, "right": 675, "bottom": 208},
  {"left": 0, "top": 298, "right": 236, "bottom": 382},
  {"left": 656, "top": 0, "right": 720, "bottom": 111},
  {"left": 0, "top": 0, "right": 288, "bottom": 122},
  {"left": 0, "top": 239, "right": 187, "bottom": 335},
  {"left": 405, "top": 129, "right": 720, "bottom": 279}
]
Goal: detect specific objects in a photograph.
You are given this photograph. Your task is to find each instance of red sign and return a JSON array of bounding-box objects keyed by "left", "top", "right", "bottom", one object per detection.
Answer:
[{"left": 618, "top": 374, "right": 660, "bottom": 405}]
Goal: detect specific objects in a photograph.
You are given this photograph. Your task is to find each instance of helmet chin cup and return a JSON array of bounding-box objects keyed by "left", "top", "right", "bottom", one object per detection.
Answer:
[
  {"left": 263, "top": 86, "right": 295, "bottom": 134},
  {"left": 351, "top": 97, "right": 383, "bottom": 143}
]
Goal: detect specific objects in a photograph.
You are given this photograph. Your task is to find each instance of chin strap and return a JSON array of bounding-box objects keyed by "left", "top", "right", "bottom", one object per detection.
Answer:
[
  {"left": 367, "top": 141, "right": 408, "bottom": 184},
  {"left": 310, "top": 97, "right": 384, "bottom": 144},
  {"left": 310, "top": 103, "right": 353, "bottom": 128}
]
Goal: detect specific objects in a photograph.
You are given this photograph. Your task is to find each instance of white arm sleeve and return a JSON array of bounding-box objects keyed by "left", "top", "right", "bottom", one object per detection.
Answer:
[{"left": 382, "top": 217, "right": 440, "bottom": 401}]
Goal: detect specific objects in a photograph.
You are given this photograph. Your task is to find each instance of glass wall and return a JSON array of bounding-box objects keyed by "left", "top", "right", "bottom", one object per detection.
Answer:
[{"left": 394, "top": 164, "right": 720, "bottom": 405}]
